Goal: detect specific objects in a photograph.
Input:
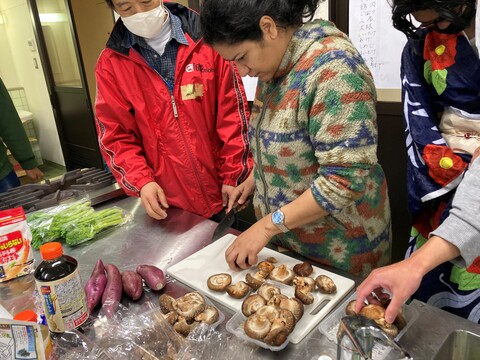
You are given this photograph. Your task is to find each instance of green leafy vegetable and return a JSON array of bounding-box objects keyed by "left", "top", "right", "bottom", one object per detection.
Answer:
[{"left": 65, "top": 208, "right": 125, "bottom": 246}]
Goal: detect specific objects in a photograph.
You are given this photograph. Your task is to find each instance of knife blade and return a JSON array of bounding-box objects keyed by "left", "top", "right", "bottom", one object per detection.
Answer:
[{"left": 211, "top": 198, "right": 251, "bottom": 242}]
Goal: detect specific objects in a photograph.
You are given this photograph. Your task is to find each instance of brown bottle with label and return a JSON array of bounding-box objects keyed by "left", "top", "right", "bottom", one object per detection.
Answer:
[{"left": 34, "top": 242, "right": 89, "bottom": 334}]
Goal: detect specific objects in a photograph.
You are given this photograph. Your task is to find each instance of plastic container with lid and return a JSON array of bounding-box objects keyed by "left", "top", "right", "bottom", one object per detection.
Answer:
[
  {"left": 34, "top": 242, "right": 89, "bottom": 333},
  {"left": 13, "top": 310, "right": 53, "bottom": 359}
]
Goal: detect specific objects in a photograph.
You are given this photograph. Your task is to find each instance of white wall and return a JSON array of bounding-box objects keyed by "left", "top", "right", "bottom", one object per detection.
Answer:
[
  {"left": 0, "top": 0, "right": 65, "bottom": 166},
  {"left": 314, "top": 0, "right": 329, "bottom": 20}
]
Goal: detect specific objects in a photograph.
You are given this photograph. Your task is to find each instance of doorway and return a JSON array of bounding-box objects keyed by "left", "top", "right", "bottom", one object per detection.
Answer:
[{"left": 27, "top": 0, "right": 103, "bottom": 170}]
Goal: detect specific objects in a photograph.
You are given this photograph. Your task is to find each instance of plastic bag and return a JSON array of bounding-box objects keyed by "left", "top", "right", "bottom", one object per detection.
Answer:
[
  {"left": 0, "top": 207, "right": 34, "bottom": 282},
  {"left": 26, "top": 198, "right": 132, "bottom": 249}
]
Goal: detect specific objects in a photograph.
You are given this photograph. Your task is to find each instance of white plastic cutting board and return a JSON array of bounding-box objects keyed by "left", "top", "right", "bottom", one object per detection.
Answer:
[{"left": 167, "top": 234, "right": 355, "bottom": 344}]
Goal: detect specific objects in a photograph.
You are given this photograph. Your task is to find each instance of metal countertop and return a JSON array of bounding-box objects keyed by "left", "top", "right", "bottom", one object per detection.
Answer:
[{"left": 1, "top": 196, "right": 479, "bottom": 359}]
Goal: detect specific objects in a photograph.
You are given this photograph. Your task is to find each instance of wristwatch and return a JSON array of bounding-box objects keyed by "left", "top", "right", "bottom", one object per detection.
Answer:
[{"left": 272, "top": 209, "right": 290, "bottom": 233}]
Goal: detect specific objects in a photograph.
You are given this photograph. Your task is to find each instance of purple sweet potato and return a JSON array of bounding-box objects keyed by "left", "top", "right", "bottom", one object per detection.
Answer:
[
  {"left": 91, "top": 259, "right": 106, "bottom": 278},
  {"left": 84, "top": 273, "right": 107, "bottom": 311},
  {"left": 102, "top": 263, "right": 122, "bottom": 318},
  {"left": 121, "top": 270, "right": 143, "bottom": 300},
  {"left": 136, "top": 264, "right": 166, "bottom": 291}
]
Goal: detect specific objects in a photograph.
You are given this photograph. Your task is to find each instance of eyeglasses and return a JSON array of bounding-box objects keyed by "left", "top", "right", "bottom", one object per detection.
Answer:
[{"left": 408, "top": 13, "right": 448, "bottom": 30}]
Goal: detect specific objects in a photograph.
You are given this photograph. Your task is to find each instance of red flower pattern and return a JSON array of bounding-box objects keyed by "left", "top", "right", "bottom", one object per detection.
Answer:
[
  {"left": 423, "top": 32, "right": 458, "bottom": 71},
  {"left": 422, "top": 144, "right": 467, "bottom": 187}
]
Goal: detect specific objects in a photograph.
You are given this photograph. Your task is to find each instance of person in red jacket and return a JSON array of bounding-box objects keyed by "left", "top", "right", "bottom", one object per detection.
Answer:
[{"left": 96, "top": 0, "right": 252, "bottom": 221}]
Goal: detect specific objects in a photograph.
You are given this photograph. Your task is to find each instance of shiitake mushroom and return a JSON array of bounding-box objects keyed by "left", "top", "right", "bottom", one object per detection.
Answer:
[
  {"left": 244, "top": 314, "right": 271, "bottom": 340},
  {"left": 245, "top": 271, "right": 268, "bottom": 290},
  {"left": 294, "top": 287, "right": 314, "bottom": 305},
  {"left": 194, "top": 305, "right": 219, "bottom": 325},
  {"left": 257, "top": 261, "right": 275, "bottom": 274},
  {"left": 164, "top": 291, "right": 222, "bottom": 337},
  {"left": 269, "top": 265, "right": 295, "bottom": 285},
  {"left": 315, "top": 274, "right": 337, "bottom": 294},
  {"left": 226, "top": 281, "right": 251, "bottom": 299},
  {"left": 159, "top": 294, "right": 176, "bottom": 314},
  {"left": 207, "top": 273, "right": 232, "bottom": 292},
  {"left": 257, "top": 283, "right": 281, "bottom": 301},
  {"left": 242, "top": 294, "right": 267, "bottom": 317},
  {"left": 293, "top": 276, "right": 315, "bottom": 293},
  {"left": 351, "top": 302, "right": 401, "bottom": 338},
  {"left": 278, "top": 297, "right": 304, "bottom": 323},
  {"left": 293, "top": 261, "right": 313, "bottom": 277}
]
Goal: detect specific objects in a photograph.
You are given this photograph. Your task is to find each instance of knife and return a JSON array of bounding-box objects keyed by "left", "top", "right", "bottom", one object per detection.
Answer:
[{"left": 211, "top": 198, "right": 251, "bottom": 242}]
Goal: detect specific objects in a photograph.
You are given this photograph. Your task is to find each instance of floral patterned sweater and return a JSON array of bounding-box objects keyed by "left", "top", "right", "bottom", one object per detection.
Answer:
[{"left": 250, "top": 20, "right": 391, "bottom": 276}]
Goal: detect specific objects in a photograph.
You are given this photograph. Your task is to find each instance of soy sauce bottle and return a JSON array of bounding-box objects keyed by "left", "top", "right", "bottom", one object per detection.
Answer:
[{"left": 34, "top": 242, "right": 89, "bottom": 334}]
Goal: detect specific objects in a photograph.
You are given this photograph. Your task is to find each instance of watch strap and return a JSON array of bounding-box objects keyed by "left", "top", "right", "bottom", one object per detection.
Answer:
[{"left": 272, "top": 209, "right": 290, "bottom": 233}]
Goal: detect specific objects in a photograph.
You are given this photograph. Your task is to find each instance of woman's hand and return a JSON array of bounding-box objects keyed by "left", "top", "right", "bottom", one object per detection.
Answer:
[
  {"left": 227, "top": 172, "right": 255, "bottom": 212},
  {"left": 221, "top": 184, "right": 236, "bottom": 207},
  {"left": 355, "top": 257, "right": 423, "bottom": 323},
  {"left": 225, "top": 217, "right": 276, "bottom": 271},
  {"left": 140, "top": 182, "right": 169, "bottom": 220},
  {"left": 25, "top": 168, "right": 43, "bottom": 182}
]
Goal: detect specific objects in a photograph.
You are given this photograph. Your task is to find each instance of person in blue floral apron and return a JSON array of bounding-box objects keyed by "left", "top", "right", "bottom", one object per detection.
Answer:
[{"left": 357, "top": 0, "right": 480, "bottom": 323}]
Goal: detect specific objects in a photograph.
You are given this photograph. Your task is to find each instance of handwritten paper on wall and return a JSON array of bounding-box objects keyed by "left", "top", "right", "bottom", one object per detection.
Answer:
[{"left": 349, "top": 0, "right": 407, "bottom": 89}]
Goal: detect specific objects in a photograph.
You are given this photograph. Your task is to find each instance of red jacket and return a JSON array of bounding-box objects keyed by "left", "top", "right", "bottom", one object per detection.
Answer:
[{"left": 95, "top": 3, "right": 252, "bottom": 218}]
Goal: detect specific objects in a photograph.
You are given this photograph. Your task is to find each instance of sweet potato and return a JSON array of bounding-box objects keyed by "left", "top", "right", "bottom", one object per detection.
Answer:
[
  {"left": 91, "top": 259, "right": 106, "bottom": 278},
  {"left": 122, "top": 270, "right": 143, "bottom": 300},
  {"left": 136, "top": 264, "right": 166, "bottom": 291},
  {"left": 102, "top": 263, "right": 122, "bottom": 318},
  {"left": 84, "top": 273, "right": 107, "bottom": 311}
]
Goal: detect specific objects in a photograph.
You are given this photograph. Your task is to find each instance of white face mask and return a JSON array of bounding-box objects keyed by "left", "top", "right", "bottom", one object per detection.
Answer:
[{"left": 121, "top": 5, "right": 168, "bottom": 39}]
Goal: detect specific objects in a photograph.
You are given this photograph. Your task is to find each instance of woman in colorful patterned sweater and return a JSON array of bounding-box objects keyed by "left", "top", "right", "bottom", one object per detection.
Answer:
[
  {"left": 372, "top": 0, "right": 479, "bottom": 322},
  {"left": 200, "top": 0, "right": 392, "bottom": 277}
]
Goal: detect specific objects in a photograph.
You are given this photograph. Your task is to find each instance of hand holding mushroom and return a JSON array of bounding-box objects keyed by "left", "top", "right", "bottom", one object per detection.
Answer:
[
  {"left": 354, "top": 257, "right": 424, "bottom": 324},
  {"left": 225, "top": 219, "right": 276, "bottom": 271}
]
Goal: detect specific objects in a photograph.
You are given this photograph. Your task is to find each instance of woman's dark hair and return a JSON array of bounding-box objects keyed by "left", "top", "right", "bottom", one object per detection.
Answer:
[
  {"left": 390, "top": 0, "right": 476, "bottom": 38},
  {"left": 200, "top": 0, "right": 323, "bottom": 45}
]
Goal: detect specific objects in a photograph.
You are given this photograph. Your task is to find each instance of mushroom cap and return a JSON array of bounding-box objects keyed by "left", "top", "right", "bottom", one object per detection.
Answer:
[
  {"left": 159, "top": 294, "right": 176, "bottom": 314},
  {"left": 293, "top": 261, "right": 314, "bottom": 277},
  {"left": 359, "top": 304, "right": 385, "bottom": 320},
  {"left": 375, "top": 318, "right": 399, "bottom": 338},
  {"left": 181, "top": 292, "right": 206, "bottom": 304},
  {"left": 173, "top": 317, "right": 191, "bottom": 337},
  {"left": 263, "top": 325, "right": 289, "bottom": 346},
  {"left": 268, "top": 264, "right": 295, "bottom": 285},
  {"left": 265, "top": 256, "right": 278, "bottom": 263},
  {"left": 278, "top": 297, "right": 304, "bottom": 322},
  {"left": 226, "top": 281, "right": 251, "bottom": 299},
  {"left": 255, "top": 305, "right": 280, "bottom": 322},
  {"left": 257, "top": 261, "right": 275, "bottom": 274},
  {"left": 207, "top": 273, "right": 232, "bottom": 292},
  {"left": 173, "top": 292, "right": 206, "bottom": 320},
  {"left": 245, "top": 271, "right": 267, "bottom": 290},
  {"left": 345, "top": 300, "right": 358, "bottom": 316},
  {"left": 294, "top": 287, "right": 314, "bottom": 305},
  {"left": 195, "top": 305, "right": 219, "bottom": 325},
  {"left": 257, "top": 283, "right": 281, "bottom": 301},
  {"left": 315, "top": 275, "right": 337, "bottom": 294},
  {"left": 293, "top": 276, "right": 315, "bottom": 293},
  {"left": 164, "top": 311, "right": 178, "bottom": 326},
  {"left": 244, "top": 314, "right": 272, "bottom": 340},
  {"left": 242, "top": 294, "right": 267, "bottom": 317},
  {"left": 267, "top": 294, "right": 289, "bottom": 307},
  {"left": 276, "top": 308, "right": 296, "bottom": 333}
]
